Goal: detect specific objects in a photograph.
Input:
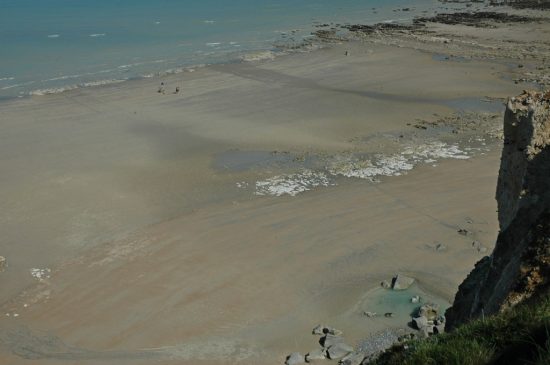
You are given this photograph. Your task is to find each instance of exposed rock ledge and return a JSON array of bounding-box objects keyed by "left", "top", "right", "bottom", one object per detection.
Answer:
[{"left": 446, "top": 90, "right": 550, "bottom": 329}]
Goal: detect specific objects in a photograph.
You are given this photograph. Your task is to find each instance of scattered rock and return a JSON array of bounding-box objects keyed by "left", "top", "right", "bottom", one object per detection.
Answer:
[
  {"left": 457, "top": 228, "right": 471, "bottom": 236},
  {"left": 391, "top": 274, "right": 415, "bottom": 290},
  {"left": 0, "top": 256, "right": 6, "bottom": 272},
  {"left": 326, "top": 342, "right": 354, "bottom": 360},
  {"left": 398, "top": 333, "right": 416, "bottom": 342},
  {"left": 434, "top": 323, "right": 445, "bottom": 334},
  {"left": 305, "top": 348, "right": 326, "bottom": 362},
  {"left": 384, "top": 312, "right": 395, "bottom": 318},
  {"left": 472, "top": 240, "right": 489, "bottom": 253},
  {"left": 380, "top": 280, "right": 391, "bottom": 289},
  {"left": 411, "top": 295, "right": 420, "bottom": 303},
  {"left": 363, "top": 311, "right": 378, "bottom": 317},
  {"left": 414, "top": 12, "right": 535, "bottom": 28},
  {"left": 286, "top": 352, "right": 305, "bottom": 365}
]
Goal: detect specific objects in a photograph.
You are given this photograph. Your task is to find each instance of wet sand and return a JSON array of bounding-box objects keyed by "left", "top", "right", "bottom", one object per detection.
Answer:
[{"left": 1, "top": 7, "right": 548, "bottom": 364}]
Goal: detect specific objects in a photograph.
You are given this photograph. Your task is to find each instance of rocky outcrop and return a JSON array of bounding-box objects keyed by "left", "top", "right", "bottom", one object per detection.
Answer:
[{"left": 446, "top": 90, "right": 550, "bottom": 330}]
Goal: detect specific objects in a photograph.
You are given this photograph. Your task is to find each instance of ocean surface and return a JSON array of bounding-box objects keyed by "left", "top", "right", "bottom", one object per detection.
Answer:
[{"left": 0, "top": 0, "right": 440, "bottom": 99}]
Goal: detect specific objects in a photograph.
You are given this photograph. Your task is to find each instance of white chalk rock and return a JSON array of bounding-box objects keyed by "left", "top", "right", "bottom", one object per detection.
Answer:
[
  {"left": 391, "top": 274, "right": 415, "bottom": 290},
  {"left": 320, "top": 334, "right": 344, "bottom": 348},
  {"left": 327, "top": 343, "right": 354, "bottom": 360},
  {"left": 340, "top": 352, "right": 365, "bottom": 365},
  {"left": 285, "top": 352, "right": 305, "bottom": 365},
  {"left": 305, "top": 348, "right": 326, "bottom": 362}
]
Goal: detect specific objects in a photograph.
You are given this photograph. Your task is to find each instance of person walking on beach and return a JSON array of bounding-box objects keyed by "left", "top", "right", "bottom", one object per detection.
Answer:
[
  {"left": 158, "top": 82, "right": 165, "bottom": 94},
  {"left": 175, "top": 86, "right": 180, "bottom": 94}
]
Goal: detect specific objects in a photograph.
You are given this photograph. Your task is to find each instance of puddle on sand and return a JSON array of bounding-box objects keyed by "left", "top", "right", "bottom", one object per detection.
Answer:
[
  {"left": 432, "top": 53, "right": 469, "bottom": 63},
  {"left": 357, "top": 283, "right": 450, "bottom": 325},
  {"left": 441, "top": 97, "right": 504, "bottom": 113}
]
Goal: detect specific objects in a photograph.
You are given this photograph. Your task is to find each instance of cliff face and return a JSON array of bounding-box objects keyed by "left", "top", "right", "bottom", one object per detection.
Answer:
[{"left": 446, "top": 90, "right": 550, "bottom": 330}]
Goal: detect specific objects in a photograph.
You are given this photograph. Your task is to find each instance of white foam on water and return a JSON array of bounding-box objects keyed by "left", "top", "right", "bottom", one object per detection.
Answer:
[
  {"left": 254, "top": 170, "right": 334, "bottom": 197},
  {"left": 328, "top": 154, "right": 414, "bottom": 180},
  {"left": 47, "top": 34, "right": 60, "bottom": 38},
  {"left": 402, "top": 141, "right": 470, "bottom": 161},
  {"left": 29, "top": 78, "right": 126, "bottom": 95},
  {"left": 1, "top": 81, "right": 36, "bottom": 90},
  {"left": 204, "top": 20, "right": 215, "bottom": 24},
  {"left": 90, "top": 33, "right": 106, "bottom": 37},
  {"left": 241, "top": 50, "right": 277, "bottom": 62},
  {"left": 330, "top": 141, "right": 471, "bottom": 181},
  {"left": 206, "top": 42, "right": 222, "bottom": 47},
  {"left": 0, "top": 77, "right": 15, "bottom": 82}
]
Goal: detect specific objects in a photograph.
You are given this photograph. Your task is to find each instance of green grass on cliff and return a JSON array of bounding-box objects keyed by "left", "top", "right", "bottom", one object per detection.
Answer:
[{"left": 371, "top": 293, "right": 550, "bottom": 365}]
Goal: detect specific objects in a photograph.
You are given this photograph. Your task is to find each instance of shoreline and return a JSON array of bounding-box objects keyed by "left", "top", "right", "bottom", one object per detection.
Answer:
[
  {"left": 1, "top": 3, "right": 549, "bottom": 364},
  {"left": 0, "top": 0, "right": 501, "bottom": 102}
]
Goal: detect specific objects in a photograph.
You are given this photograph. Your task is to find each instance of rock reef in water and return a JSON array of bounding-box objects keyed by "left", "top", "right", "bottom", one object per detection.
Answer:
[{"left": 446, "top": 90, "right": 550, "bottom": 330}]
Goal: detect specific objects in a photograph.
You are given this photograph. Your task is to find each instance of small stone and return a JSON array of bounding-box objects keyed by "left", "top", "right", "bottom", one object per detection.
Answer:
[
  {"left": 286, "top": 352, "right": 305, "bottom": 365},
  {"left": 384, "top": 312, "right": 395, "bottom": 318},
  {"left": 380, "top": 280, "right": 391, "bottom": 289},
  {"left": 305, "top": 348, "right": 325, "bottom": 362},
  {"left": 411, "top": 295, "right": 420, "bottom": 303},
  {"left": 326, "top": 343, "right": 354, "bottom": 360},
  {"left": 312, "top": 324, "right": 325, "bottom": 335},
  {"left": 0, "top": 256, "right": 6, "bottom": 272},
  {"left": 363, "top": 311, "right": 377, "bottom": 317},
  {"left": 472, "top": 241, "right": 489, "bottom": 253}
]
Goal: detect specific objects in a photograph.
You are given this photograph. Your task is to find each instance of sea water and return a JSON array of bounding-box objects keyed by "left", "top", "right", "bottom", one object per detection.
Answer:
[{"left": 0, "top": 0, "right": 440, "bottom": 98}]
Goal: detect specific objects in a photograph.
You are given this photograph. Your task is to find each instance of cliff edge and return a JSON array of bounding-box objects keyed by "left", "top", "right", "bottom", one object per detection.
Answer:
[{"left": 446, "top": 90, "right": 550, "bottom": 330}]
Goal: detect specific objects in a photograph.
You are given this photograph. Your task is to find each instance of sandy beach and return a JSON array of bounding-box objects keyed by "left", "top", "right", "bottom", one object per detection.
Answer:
[{"left": 1, "top": 4, "right": 549, "bottom": 364}]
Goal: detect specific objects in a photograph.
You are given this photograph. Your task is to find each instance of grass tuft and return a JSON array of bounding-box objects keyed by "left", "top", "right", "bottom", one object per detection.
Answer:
[{"left": 370, "top": 292, "right": 550, "bottom": 365}]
